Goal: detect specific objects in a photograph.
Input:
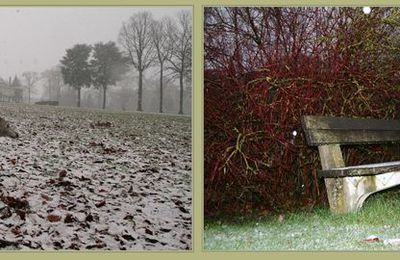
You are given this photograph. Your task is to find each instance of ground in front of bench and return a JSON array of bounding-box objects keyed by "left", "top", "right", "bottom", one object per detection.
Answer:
[{"left": 204, "top": 190, "right": 400, "bottom": 250}]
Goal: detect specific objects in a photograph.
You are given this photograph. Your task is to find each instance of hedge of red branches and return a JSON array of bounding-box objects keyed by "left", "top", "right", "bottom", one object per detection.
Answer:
[{"left": 204, "top": 7, "right": 400, "bottom": 216}]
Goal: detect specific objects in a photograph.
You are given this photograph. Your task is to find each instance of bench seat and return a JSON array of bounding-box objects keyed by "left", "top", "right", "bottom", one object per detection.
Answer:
[{"left": 319, "top": 160, "right": 400, "bottom": 178}]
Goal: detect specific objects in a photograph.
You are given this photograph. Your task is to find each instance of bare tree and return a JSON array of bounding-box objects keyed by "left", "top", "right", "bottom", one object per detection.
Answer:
[
  {"left": 151, "top": 17, "right": 173, "bottom": 113},
  {"left": 22, "top": 71, "right": 39, "bottom": 103},
  {"left": 167, "top": 11, "right": 192, "bottom": 114},
  {"left": 119, "top": 11, "right": 155, "bottom": 112},
  {"left": 41, "top": 66, "right": 64, "bottom": 101}
]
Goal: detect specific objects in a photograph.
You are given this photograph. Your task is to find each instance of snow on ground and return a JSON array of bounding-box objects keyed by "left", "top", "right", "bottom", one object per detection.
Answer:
[{"left": 0, "top": 102, "right": 192, "bottom": 250}]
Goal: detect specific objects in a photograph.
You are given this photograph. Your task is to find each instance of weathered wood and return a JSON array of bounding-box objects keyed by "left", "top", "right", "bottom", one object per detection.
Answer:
[
  {"left": 319, "top": 161, "right": 400, "bottom": 178},
  {"left": 302, "top": 115, "right": 400, "bottom": 131},
  {"left": 318, "top": 145, "right": 348, "bottom": 213},
  {"left": 302, "top": 115, "right": 400, "bottom": 213},
  {"left": 335, "top": 172, "right": 400, "bottom": 212},
  {"left": 302, "top": 116, "right": 400, "bottom": 145},
  {"left": 304, "top": 129, "right": 400, "bottom": 145}
]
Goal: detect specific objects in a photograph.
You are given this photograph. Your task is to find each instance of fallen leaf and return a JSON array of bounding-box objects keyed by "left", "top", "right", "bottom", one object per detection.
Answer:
[
  {"left": 58, "top": 169, "right": 67, "bottom": 179},
  {"left": 41, "top": 194, "right": 52, "bottom": 201},
  {"left": 47, "top": 214, "right": 62, "bottom": 222},
  {"left": 95, "top": 200, "right": 106, "bottom": 208},
  {"left": 64, "top": 214, "right": 76, "bottom": 223},
  {"left": 122, "top": 234, "right": 136, "bottom": 241}
]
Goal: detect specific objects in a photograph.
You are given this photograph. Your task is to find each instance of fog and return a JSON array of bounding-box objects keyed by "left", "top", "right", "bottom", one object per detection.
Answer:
[
  {"left": 0, "top": 7, "right": 187, "bottom": 76},
  {"left": 0, "top": 7, "right": 192, "bottom": 114}
]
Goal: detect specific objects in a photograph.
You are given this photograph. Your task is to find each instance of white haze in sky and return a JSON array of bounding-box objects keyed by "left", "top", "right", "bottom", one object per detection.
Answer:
[{"left": 0, "top": 7, "right": 191, "bottom": 79}]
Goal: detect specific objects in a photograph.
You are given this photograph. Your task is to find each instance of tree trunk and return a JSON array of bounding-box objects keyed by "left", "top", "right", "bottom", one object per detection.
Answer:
[
  {"left": 137, "top": 70, "right": 143, "bottom": 112},
  {"left": 98, "top": 89, "right": 102, "bottom": 108},
  {"left": 178, "top": 72, "right": 184, "bottom": 115},
  {"left": 28, "top": 87, "right": 31, "bottom": 104},
  {"left": 102, "top": 85, "right": 107, "bottom": 109},
  {"left": 48, "top": 79, "right": 52, "bottom": 101},
  {"left": 77, "top": 87, "right": 81, "bottom": 107},
  {"left": 159, "top": 64, "right": 163, "bottom": 114},
  {"left": 56, "top": 83, "right": 61, "bottom": 102}
]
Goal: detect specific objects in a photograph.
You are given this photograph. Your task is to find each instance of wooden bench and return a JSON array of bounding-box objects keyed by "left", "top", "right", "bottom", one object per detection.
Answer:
[{"left": 301, "top": 115, "right": 400, "bottom": 213}]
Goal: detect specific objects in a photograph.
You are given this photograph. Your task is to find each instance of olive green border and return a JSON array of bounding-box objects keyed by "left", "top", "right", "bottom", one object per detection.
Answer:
[{"left": 1, "top": 0, "right": 400, "bottom": 259}]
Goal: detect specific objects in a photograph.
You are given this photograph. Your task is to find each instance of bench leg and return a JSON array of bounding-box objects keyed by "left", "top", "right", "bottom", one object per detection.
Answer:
[
  {"left": 324, "top": 178, "right": 348, "bottom": 213},
  {"left": 326, "top": 171, "right": 400, "bottom": 213},
  {"left": 317, "top": 145, "right": 347, "bottom": 213}
]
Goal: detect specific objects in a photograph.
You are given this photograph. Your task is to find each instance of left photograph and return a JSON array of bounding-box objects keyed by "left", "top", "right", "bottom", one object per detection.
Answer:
[{"left": 0, "top": 7, "right": 192, "bottom": 250}]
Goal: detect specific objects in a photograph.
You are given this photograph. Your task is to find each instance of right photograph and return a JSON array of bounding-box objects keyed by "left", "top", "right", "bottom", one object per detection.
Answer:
[{"left": 204, "top": 7, "right": 400, "bottom": 250}]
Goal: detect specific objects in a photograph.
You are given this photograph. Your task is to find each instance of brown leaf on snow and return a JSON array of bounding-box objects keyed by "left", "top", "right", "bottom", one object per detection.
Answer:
[
  {"left": 145, "top": 237, "right": 159, "bottom": 244},
  {"left": 89, "top": 141, "right": 104, "bottom": 147},
  {"left": 86, "top": 243, "right": 107, "bottom": 249},
  {"left": 177, "top": 206, "right": 189, "bottom": 214},
  {"left": 56, "top": 180, "right": 73, "bottom": 187},
  {"left": 145, "top": 228, "right": 153, "bottom": 235},
  {"left": 58, "top": 169, "right": 68, "bottom": 179},
  {"left": 11, "top": 226, "right": 22, "bottom": 236},
  {"left": 2, "top": 196, "right": 29, "bottom": 210},
  {"left": 78, "top": 176, "right": 91, "bottom": 181},
  {"left": 103, "top": 147, "right": 117, "bottom": 154},
  {"left": 53, "top": 241, "right": 63, "bottom": 249},
  {"left": 47, "top": 214, "right": 62, "bottom": 222},
  {"left": 122, "top": 234, "right": 136, "bottom": 241},
  {"left": 16, "top": 209, "right": 26, "bottom": 221},
  {"left": 123, "top": 214, "right": 134, "bottom": 221},
  {"left": 93, "top": 160, "right": 104, "bottom": 164},
  {"left": 58, "top": 204, "right": 67, "bottom": 210},
  {"left": 85, "top": 213, "right": 94, "bottom": 222},
  {"left": 64, "top": 214, "right": 76, "bottom": 223},
  {"left": 68, "top": 243, "right": 80, "bottom": 250},
  {"left": 91, "top": 121, "right": 114, "bottom": 128},
  {"left": 41, "top": 194, "right": 52, "bottom": 201},
  {"left": 127, "top": 185, "right": 133, "bottom": 193},
  {"left": 95, "top": 200, "right": 106, "bottom": 208}
]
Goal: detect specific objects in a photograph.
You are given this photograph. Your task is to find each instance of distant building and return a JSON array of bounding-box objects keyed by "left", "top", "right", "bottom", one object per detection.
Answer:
[{"left": 0, "top": 77, "right": 23, "bottom": 103}]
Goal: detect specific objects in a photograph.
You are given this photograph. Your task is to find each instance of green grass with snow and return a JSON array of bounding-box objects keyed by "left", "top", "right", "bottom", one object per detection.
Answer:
[{"left": 204, "top": 189, "right": 400, "bottom": 251}]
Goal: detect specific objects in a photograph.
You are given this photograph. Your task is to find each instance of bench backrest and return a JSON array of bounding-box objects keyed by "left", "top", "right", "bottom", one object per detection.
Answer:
[{"left": 301, "top": 115, "right": 400, "bottom": 146}]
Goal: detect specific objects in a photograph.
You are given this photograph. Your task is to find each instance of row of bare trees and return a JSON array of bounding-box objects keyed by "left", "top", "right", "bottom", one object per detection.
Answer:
[
  {"left": 119, "top": 10, "right": 192, "bottom": 114},
  {"left": 15, "top": 10, "right": 192, "bottom": 114},
  {"left": 21, "top": 69, "right": 63, "bottom": 104},
  {"left": 57, "top": 10, "right": 192, "bottom": 113}
]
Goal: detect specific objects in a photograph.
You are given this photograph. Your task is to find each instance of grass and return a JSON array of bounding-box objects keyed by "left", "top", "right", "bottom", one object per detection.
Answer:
[{"left": 204, "top": 189, "right": 400, "bottom": 251}]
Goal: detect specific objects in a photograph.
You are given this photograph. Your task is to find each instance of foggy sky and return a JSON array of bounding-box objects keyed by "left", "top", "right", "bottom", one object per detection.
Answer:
[{"left": 0, "top": 7, "right": 191, "bottom": 79}]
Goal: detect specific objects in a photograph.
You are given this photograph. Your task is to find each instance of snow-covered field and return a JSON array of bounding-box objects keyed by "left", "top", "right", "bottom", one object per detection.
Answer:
[{"left": 0, "top": 102, "right": 192, "bottom": 250}]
